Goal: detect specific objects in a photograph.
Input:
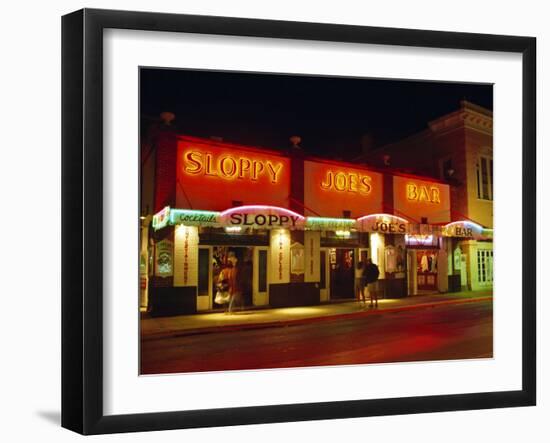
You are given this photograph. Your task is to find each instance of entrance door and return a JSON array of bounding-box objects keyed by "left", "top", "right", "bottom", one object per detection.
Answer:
[
  {"left": 329, "top": 248, "right": 355, "bottom": 299},
  {"left": 476, "top": 248, "right": 494, "bottom": 286},
  {"left": 417, "top": 249, "right": 438, "bottom": 291},
  {"left": 212, "top": 246, "right": 254, "bottom": 309}
]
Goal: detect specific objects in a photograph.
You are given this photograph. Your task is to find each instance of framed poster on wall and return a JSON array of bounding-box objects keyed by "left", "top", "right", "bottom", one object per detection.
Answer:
[{"left": 62, "top": 8, "right": 536, "bottom": 435}]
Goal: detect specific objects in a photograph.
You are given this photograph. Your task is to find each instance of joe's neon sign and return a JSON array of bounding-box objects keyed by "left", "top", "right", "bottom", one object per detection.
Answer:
[
  {"left": 320, "top": 170, "right": 372, "bottom": 195},
  {"left": 183, "top": 150, "right": 283, "bottom": 183}
]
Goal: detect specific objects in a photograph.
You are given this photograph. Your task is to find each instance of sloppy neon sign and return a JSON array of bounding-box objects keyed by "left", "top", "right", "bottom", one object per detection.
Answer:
[
  {"left": 406, "top": 183, "right": 441, "bottom": 204},
  {"left": 320, "top": 170, "right": 372, "bottom": 195},
  {"left": 183, "top": 150, "right": 283, "bottom": 183},
  {"left": 220, "top": 205, "right": 305, "bottom": 229}
]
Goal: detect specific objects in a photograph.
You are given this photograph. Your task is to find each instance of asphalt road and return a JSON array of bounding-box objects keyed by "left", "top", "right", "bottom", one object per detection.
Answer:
[{"left": 140, "top": 300, "right": 493, "bottom": 375}]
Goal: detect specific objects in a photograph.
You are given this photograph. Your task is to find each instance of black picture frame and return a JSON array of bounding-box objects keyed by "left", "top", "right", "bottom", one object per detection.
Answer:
[{"left": 62, "top": 8, "right": 536, "bottom": 435}]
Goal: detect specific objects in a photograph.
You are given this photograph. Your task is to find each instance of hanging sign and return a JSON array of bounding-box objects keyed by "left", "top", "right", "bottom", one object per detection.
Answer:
[
  {"left": 170, "top": 208, "right": 221, "bottom": 227},
  {"left": 152, "top": 206, "right": 171, "bottom": 231},
  {"left": 442, "top": 221, "right": 484, "bottom": 238},
  {"left": 405, "top": 234, "right": 438, "bottom": 247},
  {"left": 220, "top": 205, "right": 305, "bottom": 230},
  {"left": 357, "top": 213, "right": 408, "bottom": 234}
]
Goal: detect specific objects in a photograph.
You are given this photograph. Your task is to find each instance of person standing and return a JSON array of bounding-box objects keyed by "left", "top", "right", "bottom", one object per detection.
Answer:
[
  {"left": 355, "top": 261, "right": 366, "bottom": 305},
  {"left": 364, "top": 258, "right": 380, "bottom": 308},
  {"left": 226, "top": 251, "right": 245, "bottom": 314}
]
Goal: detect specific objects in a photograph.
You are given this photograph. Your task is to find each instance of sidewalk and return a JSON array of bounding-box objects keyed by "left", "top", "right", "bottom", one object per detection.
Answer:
[{"left": 141, "top": 290, "right": 492, "bottom": 341}]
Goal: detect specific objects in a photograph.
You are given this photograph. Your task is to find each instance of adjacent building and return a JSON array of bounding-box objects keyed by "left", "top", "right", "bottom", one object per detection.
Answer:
[{"left": 356, "top": 100, "right": 493, "bottom": 293}]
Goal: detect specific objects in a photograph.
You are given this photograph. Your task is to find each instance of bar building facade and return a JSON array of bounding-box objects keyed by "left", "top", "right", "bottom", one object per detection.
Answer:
[{"left": 140, "top": 125, "right": 492, "bottom": 316}]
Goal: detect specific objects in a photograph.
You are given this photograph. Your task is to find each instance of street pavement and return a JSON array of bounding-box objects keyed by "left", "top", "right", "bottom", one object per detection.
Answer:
[
  {"left": 141, "top": 290, "right": 492, "bottom": 340},
  {"left": 140, "top": 299, "right": 493, "bottom": 374}
]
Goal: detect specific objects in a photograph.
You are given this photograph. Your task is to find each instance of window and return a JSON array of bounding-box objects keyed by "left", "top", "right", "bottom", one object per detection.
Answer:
[
  {"left": 476, "top": 155, "right": 493, "bottom": 200},
  {"left": 440, "top": 157, "right": 453, "bottom": 180},
  {"left": 477, "top": 249, "right": 493, "bottom": 284}
]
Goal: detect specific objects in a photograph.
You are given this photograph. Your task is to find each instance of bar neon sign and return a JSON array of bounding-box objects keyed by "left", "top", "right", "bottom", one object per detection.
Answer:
[
  {"left": 406, "top": 182, "right": 441, "bottom": 204},
  {"left": 442, "top": 221, "right": 484, "bottom": 238}
]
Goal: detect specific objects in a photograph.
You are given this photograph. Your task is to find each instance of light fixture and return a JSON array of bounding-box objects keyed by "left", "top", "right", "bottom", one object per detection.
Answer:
[
  {"left": 224, "top": 226, "right": 242, "bottom": 233},
  {"left": 335, "top": 230, "right": 351, "bottom": 238}
]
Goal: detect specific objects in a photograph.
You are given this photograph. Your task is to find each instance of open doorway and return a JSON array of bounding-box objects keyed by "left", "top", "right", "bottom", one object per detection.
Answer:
[
  {"left": 416, "top": 249, "right": 438, "bottom": 291},
  {"left": 329, "top": 248, "right": 355, "bottom": 299},
  {"left": 211, "top": 246, "right": 254, "bottom": 309}
]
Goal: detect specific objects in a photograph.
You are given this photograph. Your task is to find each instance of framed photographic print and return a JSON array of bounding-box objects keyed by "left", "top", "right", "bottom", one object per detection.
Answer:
[{"left": 61, "top": 8, "right": 536, "bottom": 435}]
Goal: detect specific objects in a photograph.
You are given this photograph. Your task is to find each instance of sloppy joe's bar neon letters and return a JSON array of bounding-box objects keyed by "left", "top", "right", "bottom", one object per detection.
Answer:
[
  {"left": 229, "top": 213, "right": 301, "bottom": 228},
  {"left": 320, "top": 170, "right": 372, "bottom": 195},
  {"left": 184, "top": 150, "right": 283, "bottom": 183},
  {"left": 406, "top": 183, "right": 441, "bottom": 204}
]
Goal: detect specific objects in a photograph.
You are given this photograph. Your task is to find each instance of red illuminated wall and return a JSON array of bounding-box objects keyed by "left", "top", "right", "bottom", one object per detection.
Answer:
[
  {"left": 393, "top": 175, "right": 450, "bottom": 223},
  {"left": 176, "top": 137, "right": 291, "bottom": 211},
  {"left": 153, "top": 131, "right": 178, "bottom": 213},
  {"left": 303, "top": 160, "right": 383, "bottom": 218}
]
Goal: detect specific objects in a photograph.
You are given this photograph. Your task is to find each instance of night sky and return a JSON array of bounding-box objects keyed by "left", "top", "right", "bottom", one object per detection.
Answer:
[{"left": 140, "top": 68, "right": 492, "bottom": 160}]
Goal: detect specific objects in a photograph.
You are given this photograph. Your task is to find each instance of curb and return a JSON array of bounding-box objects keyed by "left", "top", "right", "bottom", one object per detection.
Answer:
[{"left": 141, "top": 296, "right": 492, "bottom": 342}]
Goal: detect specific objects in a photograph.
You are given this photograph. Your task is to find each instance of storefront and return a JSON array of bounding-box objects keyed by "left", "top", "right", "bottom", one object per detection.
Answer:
[
  {"left": 442, "top": 221, "right": 493, "bottom": 292},
  {"left": 141, "top": 134, "right": 464, "bottom": 316},
  {"left": 149, "top": 207, "right": 417, "bottom": 314}
]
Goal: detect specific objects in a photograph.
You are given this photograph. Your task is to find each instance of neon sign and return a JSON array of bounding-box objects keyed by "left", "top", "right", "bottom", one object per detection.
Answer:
[
  {"left": 405, "top": 234, "right": 437, "bottom": 246},
  {"left": 357, "top": 213, "right": 408, "bottom": 234},
  {"left": 406, "top": 183, "right": 441, "bottom": 204},
  {"left": 220, "top": 205, "right": 305, "bottom": 229},
  {"left": 442, "top": 221, "right": 484, "bottom": 238},
  {"left": 305, "top": 217, "right": 356, "bottom": 231},
  {"left": 170, "top": 208, "right": 220, "bottom": 227},
  {"left": 183, "top": 150, "right": 283, "bottom": 183},
  {"left": 320, "top": 170, "right": 372, "bottom": 195}
]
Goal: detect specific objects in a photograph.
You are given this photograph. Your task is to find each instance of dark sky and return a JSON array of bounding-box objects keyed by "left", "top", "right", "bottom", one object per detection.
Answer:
[{"left": 140, "top": 68, "right": 492, "bottom": 160}]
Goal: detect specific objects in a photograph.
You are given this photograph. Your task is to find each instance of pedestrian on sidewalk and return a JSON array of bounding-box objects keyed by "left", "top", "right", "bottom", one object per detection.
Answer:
[
  {"left": 364, "top": 258, "right": 380, "bottom": 308},
  {"left": 226, "top": 251, "right": 245, "bottom": 314},
  {"left": 355, "top": 260, "right": 366, "bottom": 306}
]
